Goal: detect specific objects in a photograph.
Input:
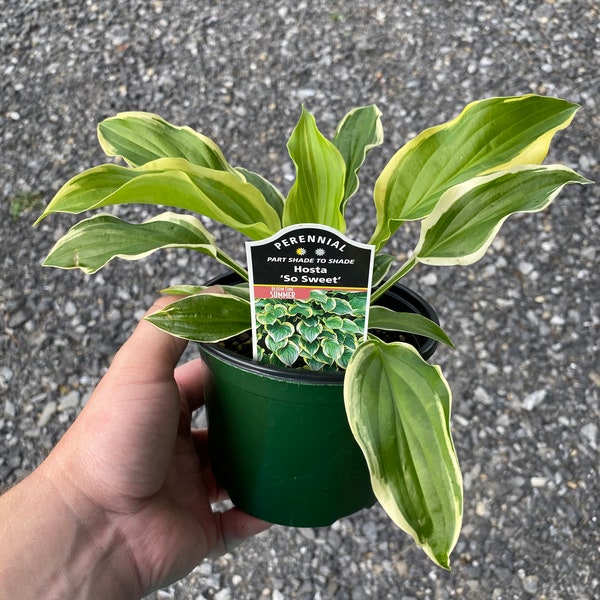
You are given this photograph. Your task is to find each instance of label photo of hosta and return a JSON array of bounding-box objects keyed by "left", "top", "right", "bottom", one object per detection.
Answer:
[{"left": 246, "top": 224, "right": 375, "bottom": 370}]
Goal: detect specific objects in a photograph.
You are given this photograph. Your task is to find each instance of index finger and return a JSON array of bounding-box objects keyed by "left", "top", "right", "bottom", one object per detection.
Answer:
[{"left": 175, "top": 358, "right": 208, "bottom": 412}]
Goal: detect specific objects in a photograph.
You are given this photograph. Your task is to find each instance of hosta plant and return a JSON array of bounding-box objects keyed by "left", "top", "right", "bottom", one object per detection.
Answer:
[
  {"left": 36, "top": 95, "right": 590, "bottom": 568},
  {"left": 254, "top": 290, "right": 368, "bottom": 370}
]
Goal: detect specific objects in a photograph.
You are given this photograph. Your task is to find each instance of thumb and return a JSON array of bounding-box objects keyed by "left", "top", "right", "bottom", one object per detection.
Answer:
[{"left": 109, "top": 296, "right": 188, "bottom": 384}]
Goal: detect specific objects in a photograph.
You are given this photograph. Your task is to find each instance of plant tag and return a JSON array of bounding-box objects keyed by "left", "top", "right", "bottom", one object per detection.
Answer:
[{"left": 246, "top": 224, "right": 375, "bottom": 370}]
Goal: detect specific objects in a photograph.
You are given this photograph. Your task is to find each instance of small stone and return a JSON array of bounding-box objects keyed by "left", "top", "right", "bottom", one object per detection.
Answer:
[
  {"left": 475, "top": 501, "right": 490, "bottom": 517},
  {"left": 214, "top": 589, "right": 232, "bottom": 600},
  {"left": 272, "top": 591, "right": 285, "bottom": 600},
  {"left": 1, "top": 367, "right": 14, "bottom": 383},
  {"left": 298, "top": 527, "right": 316, "bottom": 540},
  {"left": 59, "top": 390, "right": 81, "bottom": 410},
  {"left": 297, "top": 88, "right": 316, "bottom": 99},
  {"left": 8, "top": 310, "right": 29, "bottom": 329},
  {"left": 4, "top": 400, "right": 16, "bottom": 418},
  {"left": 580, "top": 423, "right": 598, "bottom": 449},
  {"left": 37, "top": 401, "right": 57, "bottom": 427},
  {"left": 530, "top": 476, "right": 547, "bottom": 488},
  {"left": 473, "top": 385, "right": 493, "bottom": 405},
  {"left": 521, "top": 389, "right": 546, "bottom": 411},
  {"left": 518, "top": 261, "right": 535, "bottom": 276},
  {"left": 362, "top": 520, "right": 378, "bottom": 542},
  {"left": 65, "top": 301, "right": 77, "bottom": 317},
  {"left": 580, "top": 246, "right": 596, "bottom": 261},
  {"left": 351, "top": 584, "right": 369, "bottom": 600},
  {"left": 522, "top": 575, "right": 539, "bottom": 595},
  {"left": 6, "top": 454, "right": 21, "bottom": 469},
  {"left": 197, "top": 562, "right": 212, "bottom": 576},
  {"left": 420, "top": 272, "right": 438, "bottom": 286},
  {"left": 106, "top": 307, "right": 122, "bottom": 323}
]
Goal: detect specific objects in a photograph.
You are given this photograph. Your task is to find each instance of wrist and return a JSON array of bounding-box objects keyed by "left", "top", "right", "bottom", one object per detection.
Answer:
[{"left": 0, "top": 463, "right": 141, "bottom": 600}]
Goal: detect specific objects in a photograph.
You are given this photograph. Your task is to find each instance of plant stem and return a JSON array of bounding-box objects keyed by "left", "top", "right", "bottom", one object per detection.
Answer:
[{"left": 371, "top": 256, "right": 417, "bottom": 302}]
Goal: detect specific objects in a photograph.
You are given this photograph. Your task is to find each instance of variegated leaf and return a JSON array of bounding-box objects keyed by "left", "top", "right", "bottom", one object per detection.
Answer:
[
  {"left": 345, "top": 340, "right": 462, "bottom": 569},
  {"left": 370, "top": 95, "right": 580, "bottom": 250}
]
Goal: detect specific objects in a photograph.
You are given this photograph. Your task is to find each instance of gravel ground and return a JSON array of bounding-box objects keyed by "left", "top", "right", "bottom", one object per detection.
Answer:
[{"left": 2, "top": 1, "right": 599, "bottom": 598}]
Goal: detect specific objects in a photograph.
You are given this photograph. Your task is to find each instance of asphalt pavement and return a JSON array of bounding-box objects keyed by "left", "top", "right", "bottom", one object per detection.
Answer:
[{"left": 1, "top": 1, "right": 599, "bottom": 598}]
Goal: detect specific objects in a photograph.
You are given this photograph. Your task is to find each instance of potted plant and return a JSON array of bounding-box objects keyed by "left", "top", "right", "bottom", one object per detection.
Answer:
[{"left": 35, "top": 95, "right": 590, "bottom": 569}]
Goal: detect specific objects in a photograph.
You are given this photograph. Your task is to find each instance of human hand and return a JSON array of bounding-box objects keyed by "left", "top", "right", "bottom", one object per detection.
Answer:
[{"left": 0, "top": 295, "right": 270, "bottom": 599}]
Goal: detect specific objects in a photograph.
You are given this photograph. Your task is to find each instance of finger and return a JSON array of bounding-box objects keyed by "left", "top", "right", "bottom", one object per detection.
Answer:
[
  {"left": 191, "top": 430, "right": 230, "bottom": 503},
  {"left": 175, "top": 359, "right": 208, "bottom": 412},
  {"left": 191, "top": 429, "right": 210, "bottom": 462},
  {"left": 208, "top": 508, "right": 272, "bottom": 558},
  {"left": 109, "top": 296, "right": 188, "bottom": 383}
]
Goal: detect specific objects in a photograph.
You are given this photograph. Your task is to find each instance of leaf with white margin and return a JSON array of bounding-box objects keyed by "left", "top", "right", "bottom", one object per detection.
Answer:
[
  {"left": 145, "top": 293, "right": 251, "bottom": 342},
  {"left": 370, "top": 95, "right": 580, "bottom": 250},
  {"left": 36, "top": 158, "right": 281, "bottom": 240},
  {"left": 333, "top": 104, "right": 384, "bottom": 208},
  {"left": 412, "top": 164, "right": 591, "bottom": 266},
  {"left": 345, "top": 339, "right": 462, "bottom": 569},
  {"left": 98, "top": 111, "right": 235, "bottom": 171},
  {"left": 368, "top": 306, "right": 454, "bottom": 348},
  {"left": 283, "top": 107, "right": 347, "bottom": 232},
  {"left": 42, "top": 212, "right": 220, "bottom": 274}
]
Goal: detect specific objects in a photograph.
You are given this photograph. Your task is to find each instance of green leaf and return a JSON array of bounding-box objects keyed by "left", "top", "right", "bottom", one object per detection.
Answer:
[
  {"left": 309, "top": 289, "right": 328, "bottom": 304},
  {"left": 340, "top": 318, "right": 364, "bottom": 335},
  {"left": 256, "top": 311, "right": 279, "bottom": 326},
  {"left": 36, "top": 158, "right": 281, "bottom": 240},
  {"left": 235, "top": 167, "right": 285, "bottom": 218},
  {"left": 314, "top": 347, "right": 335, "bottom": 366},
  {"left": 98, "top": 111, "right": 234, "bottom": 171},
  {"left": 329, "top": 297, "right": 355, "bottom": 316},
  {"left": 370, "top": 95, "right": 580, "bottom": 250},
  {"left": 275, "top": 340, "right": 300, "bottom": 367},
  {"left": 336, "top": 347, "right": 355, "bottom": 370},
  {"left": 298, "top": 337, "right": 320, "bottom": 356},
  {"left": 341, "top": 332, "right": 359, "bottom": 350},
  {"left": 145, "top": 293, "right": 251, "bottom": 342},
  {"left": 267, "top": 321, "right": 295, "bottom": 343},
  {"left": 264, "top": 335, "right": 289, "bottom": 353},
  {"left": 42, "top": 212, "right": 218, "bottom": 274},
  {"left": 282, "top": 107, "right": 347, "bottom": 231},
  {"left": 344, "top": 340, "right": 463, "bottom": 568},
  {"left": 297, "top": 320, "right": 323, "bottom": 343},
  {"left": 412, "top": 165, "right": 591, "bottom": 266},
  {"left": 264, "top": 303, "right": 287, "bottom": 318},
  {"left": 160, "top": 284, "right": 250, "bottom": 301},
  {"left": 347, "top": 293, "right": 368, "bottom": 313},
  {"left": 319, "top": 329, "right": 338, "bottom": 342},
  {"left": 287, "top": 303, "right": 313, "bottom": 318},
  {"left": 265, "top": 353, "right": 287, "bottom": 368},
  {"left": 304, "top": 358, "right": 326, "bottom": 371},
  {"left": 34, "top": 164, "right": 138, "bottom": 223},
  {"left": 321, "top": 338, "right": 344, "bottom": 362},
  {"left": 372, "top": 253, "right": 396, "bottom": 287},
  {"left": 333, "top": 104, "right": 384, "bottom": 208},
  {"left": 368, "top": 306, "right": 454, "bottom": 348},
  {"left": 323, "top": 315, "right": 344, "bottom": 330}
]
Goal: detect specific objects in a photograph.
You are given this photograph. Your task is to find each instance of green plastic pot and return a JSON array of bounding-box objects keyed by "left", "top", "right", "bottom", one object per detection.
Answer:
[{"left": 199, "top": 273, "right": 439, "bottom": 527}]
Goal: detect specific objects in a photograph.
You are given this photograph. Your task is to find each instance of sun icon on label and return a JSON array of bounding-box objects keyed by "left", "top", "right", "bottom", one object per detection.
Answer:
[
  {"left": 315, "top": 248, "right": 326, "bottom": 257},
  {"left": 296, "top": 247, "right": 307, "bottom": 256}
]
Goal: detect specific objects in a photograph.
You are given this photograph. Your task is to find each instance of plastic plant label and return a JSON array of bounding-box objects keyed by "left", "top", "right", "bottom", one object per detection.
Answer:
[{"left": 246, "top": 224, "right": 375, "bottom": 370}]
